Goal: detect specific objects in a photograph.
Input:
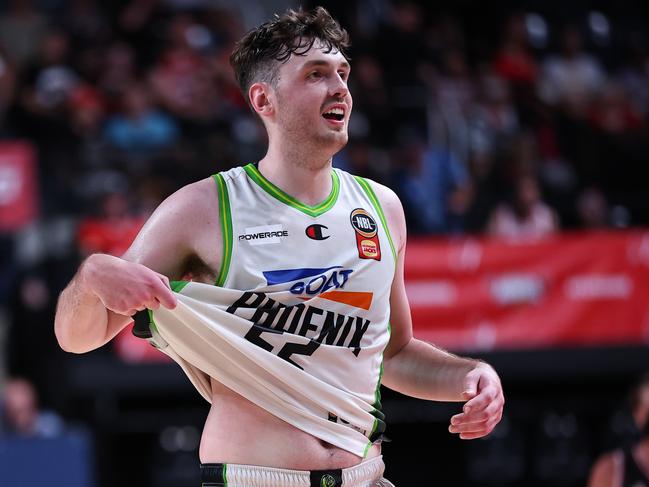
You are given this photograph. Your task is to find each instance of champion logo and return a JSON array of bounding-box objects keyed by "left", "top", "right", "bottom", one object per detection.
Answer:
[{"left": 305, "top": 224, "right": 330, "bottom": 240}]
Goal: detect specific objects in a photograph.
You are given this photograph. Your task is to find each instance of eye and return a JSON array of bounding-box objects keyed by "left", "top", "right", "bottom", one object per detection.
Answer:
[
  {"left": 338, "top": 71, "right": 349, "bottom": 81},
  {"left": 308, "top": 71, "right": 323, "bottom": 79}
]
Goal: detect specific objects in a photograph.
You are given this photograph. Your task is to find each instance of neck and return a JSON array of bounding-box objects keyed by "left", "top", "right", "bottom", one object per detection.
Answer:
[{"left": 257, "top": 137, "right": 335, "bottom": 206}]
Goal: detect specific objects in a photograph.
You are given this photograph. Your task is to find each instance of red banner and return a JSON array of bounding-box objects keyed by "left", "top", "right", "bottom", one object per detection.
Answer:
[
  {"left": 0, "top": 142, "right": 38, "bottom": 231},
  {"left": 405, "top": 230, "right": 649, "bottom": 351}
]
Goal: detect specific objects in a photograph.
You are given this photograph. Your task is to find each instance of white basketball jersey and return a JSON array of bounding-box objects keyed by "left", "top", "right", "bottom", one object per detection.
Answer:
[{"left": 147, "top": 163, "right": 396, "bottom": 457}]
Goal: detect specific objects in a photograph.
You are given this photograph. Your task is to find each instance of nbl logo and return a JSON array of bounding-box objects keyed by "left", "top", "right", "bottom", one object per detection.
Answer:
[
  {"left": 350, "top": 208, "right": 381, "bottom": 261},
  {"left": 350, "top": 209, "right": 377, "bottom": 237}
]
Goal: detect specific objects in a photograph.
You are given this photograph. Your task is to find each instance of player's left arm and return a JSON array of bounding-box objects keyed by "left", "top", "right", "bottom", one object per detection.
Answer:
[{"left": 367, "top": 179, "right": 505, "bottom": 440}]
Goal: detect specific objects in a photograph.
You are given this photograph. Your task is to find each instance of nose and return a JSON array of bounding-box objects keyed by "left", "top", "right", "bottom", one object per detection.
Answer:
[{"left": 329, "top": 73, "right": 349, "bottom": 99}]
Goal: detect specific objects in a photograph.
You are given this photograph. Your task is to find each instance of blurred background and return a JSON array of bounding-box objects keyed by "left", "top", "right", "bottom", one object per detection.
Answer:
[{"left": 0, "top": 0, "right": 649, "bottom": 485}]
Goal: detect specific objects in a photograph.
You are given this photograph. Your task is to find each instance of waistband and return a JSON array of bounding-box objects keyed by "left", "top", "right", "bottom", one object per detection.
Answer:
[{"left": 200, "top": 455, "right": 385, "bottom": 487}]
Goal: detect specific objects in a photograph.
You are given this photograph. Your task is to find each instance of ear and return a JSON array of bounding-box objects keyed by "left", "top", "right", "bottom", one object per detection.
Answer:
[{"left": 249, "top": 82, "right": 275, "bottom": 118}]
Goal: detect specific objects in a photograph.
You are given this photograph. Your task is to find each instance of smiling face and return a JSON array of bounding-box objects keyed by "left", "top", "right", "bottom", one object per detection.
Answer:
[{"left": 254, "top": 41, "right": 353, "bottom": 167}]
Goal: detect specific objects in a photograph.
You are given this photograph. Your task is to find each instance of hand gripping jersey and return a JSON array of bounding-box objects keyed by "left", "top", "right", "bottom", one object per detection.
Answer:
[{"left": 142, "top": 163, "right": 396, "bottom": 457}]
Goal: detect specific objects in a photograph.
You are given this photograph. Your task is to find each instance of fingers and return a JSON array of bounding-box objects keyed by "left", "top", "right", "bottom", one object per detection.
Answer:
[
  {"left": 123, "top": 297, "right": 162, "bottom": 317},
  {"left": 449, "top": 411, "right": 502, "bottom": 439},
  {"left": 455, "top": 425, "right": 499, "bottom": 440},
  {"left": 464, "top": 385, "right": 497, "bottom": 413},
  {"left": 154, "top": 273, "right": 177, "bottom": 309},
  {"left": 110, "top": 280, "right": 175, "bottom": 314},
  {"left": 94, "top": 260, "right": 178, "bottom": 314},
  {"left": 452, "top": 400, "right": 502, "bottom": 425},
  {"left": 463, "top": 366, "right": 501, "bottom": 411},
  {"left": 125, "top": 304, "right": 147, "bottom": 316},
  {"left": 462, "top": 367, "right": 481, "bottom": 400},
  {"left": 450, "top": 364, "right": 505, "bottom": 440}
]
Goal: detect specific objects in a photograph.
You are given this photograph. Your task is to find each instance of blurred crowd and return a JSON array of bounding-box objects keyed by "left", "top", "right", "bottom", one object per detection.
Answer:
[
  {"left": 0, "top": 0, "right": 648, "bottom": 411},
  {"left": 0, "top": 3, "right": 648, "bottom": 485}
]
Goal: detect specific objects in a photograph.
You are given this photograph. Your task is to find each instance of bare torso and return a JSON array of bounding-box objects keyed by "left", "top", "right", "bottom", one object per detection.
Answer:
[{"left": 200, "top": 379, "right": 380, "bottom": 468}]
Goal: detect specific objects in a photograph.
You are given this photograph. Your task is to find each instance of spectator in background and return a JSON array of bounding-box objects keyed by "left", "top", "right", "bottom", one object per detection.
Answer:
[
  {"left": 67, "top": 83, "right": 110, "bottom": 171},
  {"left": 394, "top": 133, "right": 472, "bottom": 234},
  {"left": 470, "top": 72, "right": 520, "bottom": 157},
  {"left": 588, "top": 374, "right": 649, "bottom": 487},
  {"left": 149, "top": 13, "right": 222, "bottom": 127},
  {"left": 333, "top": 137, "right": 391, "bottom": 185},
  {"left": 588, "top": 82, "right": 644, "bottom": 134},
  {"left": 427, "top": 46, "right": 476, "bottom": 164},
  {"left": 346, "top": 53, "right": 393, "bottom": 145},
  {"left": 374, "top": 0, "right": 429, "bottom": 128},
  {"left": 76, "top": 189, "right": 145, "bottom": 257},
  {"left": 487, "top": 174, "right": 558, "bottom": 238},
  {"left": 0, "top": 45, "right": 16, "bottom": 132},
  {"left": 63, "top": 0, "right": 112, "bottom": 47},
  {"left": 0, "top": 0, "right": 48, "bottom": 69},
  {"left": 616, "top": 35, "right": 649, "bottom": 120},
  {"left": 18, "top": 28, "right": 79, "bottom": 119},
  {"left": 98, "top": 41, "right": 138, "bottom": 101},
  {"left": 103, "top": 80, "right": 179, "bottom": 159},
  {"left": 13, "top": 27, "right": 82, "bottom": 211},
  {"left": 375, "top": 0, "right": 427, "bottom": 89},
  {"left": 576, "top": 187, "right": 611, "bottom": 229},
  {"left": 493, "top": 13, "right": 538, "bottom": 91},
  {"left": 0, "top": 377, "right": 64, "bottom": 438},
  {"left": 492, "top": 12, "right": 539, "bottom": 126},
  {"left": 537, "top": 26, "right": 606, "bottom": 116}
]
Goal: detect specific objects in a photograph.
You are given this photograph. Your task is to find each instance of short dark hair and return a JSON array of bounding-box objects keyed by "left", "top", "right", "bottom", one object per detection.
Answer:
[{"left": 229, "top": 6, "right": 350, "bottom": 105}]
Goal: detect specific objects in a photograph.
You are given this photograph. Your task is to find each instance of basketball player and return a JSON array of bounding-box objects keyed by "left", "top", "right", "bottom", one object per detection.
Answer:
[
  {"left": 589, "top": 375, "right": 649, "bottom": 487},
  {"left": 54, "top": 7, "right": 504, "bottom": 486}
]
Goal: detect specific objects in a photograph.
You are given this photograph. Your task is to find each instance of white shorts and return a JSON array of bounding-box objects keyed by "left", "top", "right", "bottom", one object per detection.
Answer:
[{"left": 200, "top": 455, "right": 395, "bottom": 486}]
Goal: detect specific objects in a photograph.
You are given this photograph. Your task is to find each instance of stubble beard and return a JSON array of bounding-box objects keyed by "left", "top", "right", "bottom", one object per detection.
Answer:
[{"left": 276, "top": 98, "right": 348, "bottom": 171}]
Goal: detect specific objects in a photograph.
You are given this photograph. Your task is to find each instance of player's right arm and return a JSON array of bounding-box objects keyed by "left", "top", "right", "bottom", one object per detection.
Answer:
[{"left": 54, "top": 177, "right": 219, "bottom": 354}]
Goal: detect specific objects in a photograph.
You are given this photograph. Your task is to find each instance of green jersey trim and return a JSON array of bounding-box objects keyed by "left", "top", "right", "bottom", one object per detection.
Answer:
[
  {"left": 147, "top": 281, "right": 188, "bottom": 339},
  {"left": 363, "top": 438, "right": 373, "bottom": 458},
  {"left": 353, "top": 176, "right": 397, "bottom": 266},
  {"left": 213, "top": 173, "right": 233, "bottom": 286},
  {"left": 364, "top": 319, "right": 390, "bottom": 457},
  {"left": 243, "top": 163, "right": 340, "bottom": 217},
  {"left": 147, "top": 309, "right": 158, "bottom": 336},
  {"left": 170, "top": 281, "right": 189, "bottom": 293}
]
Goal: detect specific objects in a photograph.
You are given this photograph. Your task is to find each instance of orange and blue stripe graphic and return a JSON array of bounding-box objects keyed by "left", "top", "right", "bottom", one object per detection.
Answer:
[{"left": 263, "top": 267, "right": 373, "bottom": 310}]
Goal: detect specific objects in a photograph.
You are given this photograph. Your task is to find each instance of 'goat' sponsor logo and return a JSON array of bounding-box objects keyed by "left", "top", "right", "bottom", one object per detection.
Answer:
[{"left": 263, "top": 266, "right": 373, "bottom": 310}]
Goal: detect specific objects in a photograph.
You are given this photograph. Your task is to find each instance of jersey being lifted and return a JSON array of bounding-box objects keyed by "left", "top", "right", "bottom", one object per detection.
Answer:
[{"left": 143, "top": 163, "right": 397, "bottom": 457}]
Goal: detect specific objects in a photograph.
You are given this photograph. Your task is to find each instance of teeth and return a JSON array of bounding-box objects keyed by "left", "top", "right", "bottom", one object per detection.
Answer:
[{"left": 324, "top": 107, "right": 344, "bottom": 116}]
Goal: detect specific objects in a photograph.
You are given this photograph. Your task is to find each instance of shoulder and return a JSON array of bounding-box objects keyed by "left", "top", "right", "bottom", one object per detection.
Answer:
[
  {"left": 142, "top": 176, "right": 220, "bottom": 235},
  {"left": 158, "top": 176, "right": 218, "bottom": 216},
  {"left": 359, "top": 178, "right": 402, "bottom": 217},
  {"left": 356, "top": 177, "right": 406, "bottom": 252}
]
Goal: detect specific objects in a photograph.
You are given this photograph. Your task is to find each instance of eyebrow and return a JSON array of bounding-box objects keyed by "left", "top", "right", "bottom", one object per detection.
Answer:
[{"left": 302, "top": 59, "right": 351, "bottom": 70}]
